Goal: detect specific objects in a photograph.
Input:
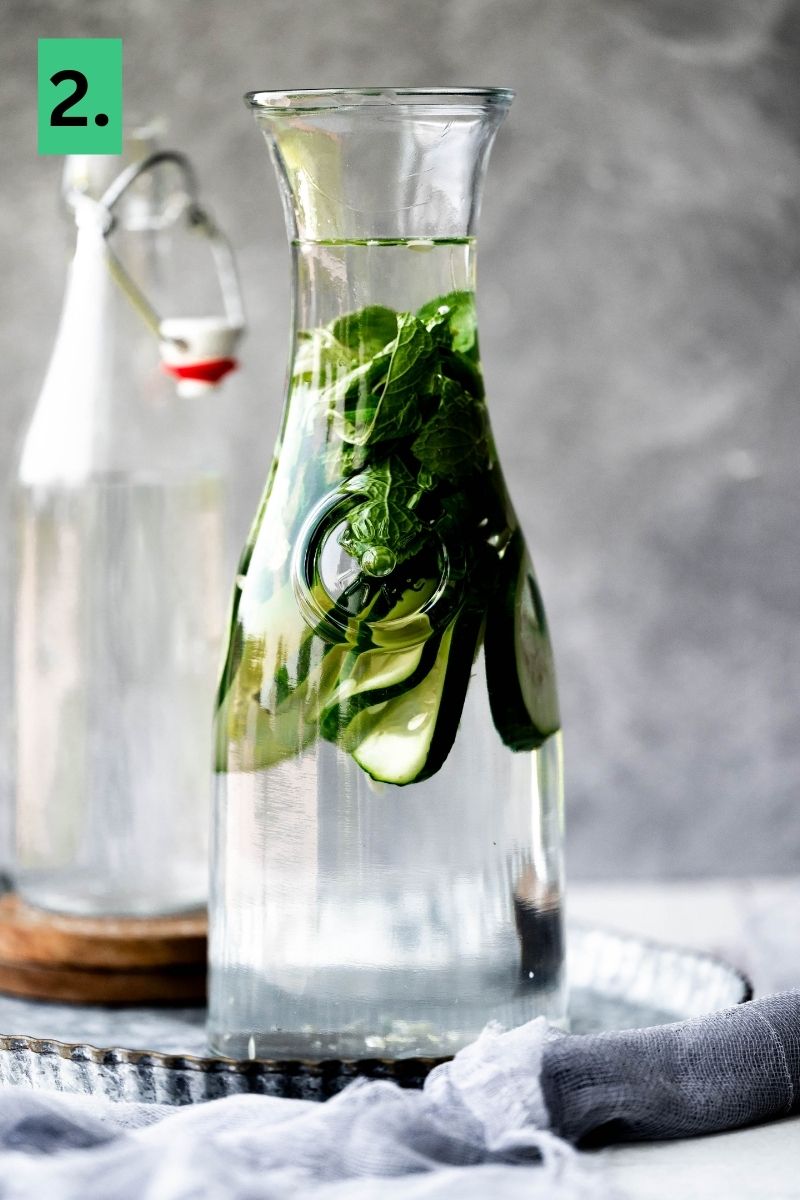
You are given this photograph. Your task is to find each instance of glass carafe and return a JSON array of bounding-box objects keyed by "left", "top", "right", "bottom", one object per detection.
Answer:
[{"left": 209, "top": 88, "right": 565, "bottom": 1059}]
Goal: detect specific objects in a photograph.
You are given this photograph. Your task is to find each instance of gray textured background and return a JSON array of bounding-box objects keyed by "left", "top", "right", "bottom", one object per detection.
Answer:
[{"left": 1, "top": 0, "right": 798, "bottom": 879}]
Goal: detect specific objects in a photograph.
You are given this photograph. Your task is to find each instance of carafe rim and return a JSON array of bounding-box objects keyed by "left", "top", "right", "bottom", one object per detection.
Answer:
[{"left": 244, "top": 86, "right": 514, "bottom": 114}]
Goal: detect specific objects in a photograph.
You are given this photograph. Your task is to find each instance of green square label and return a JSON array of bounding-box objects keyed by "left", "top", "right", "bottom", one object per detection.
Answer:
[{"left": 38, "top": 39, "right": 122, "bottom": 155}]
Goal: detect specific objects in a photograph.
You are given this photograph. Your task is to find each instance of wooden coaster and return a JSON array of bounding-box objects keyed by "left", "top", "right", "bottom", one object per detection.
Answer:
[{"left": 0, "top": 893, "right": 207, "bottom": 1006}]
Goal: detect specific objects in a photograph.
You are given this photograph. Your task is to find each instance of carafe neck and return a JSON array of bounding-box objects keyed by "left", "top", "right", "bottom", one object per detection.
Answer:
[
  {"left": 248, "top": 88, "right": 512, "bottom": 243},
  {"left": 289, "top": 236, "right": 477, "bottom": 357}
]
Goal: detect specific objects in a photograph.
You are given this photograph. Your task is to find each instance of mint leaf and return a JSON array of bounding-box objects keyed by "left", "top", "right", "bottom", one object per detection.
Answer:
[
  {"left": 338, "top": 313, "right": 433, "bottom": 447},
  {"left": 331, "top": 306, "right": 398, "bottom": 362},
  {"left": 411, "top": 377, "right": 488, "bottom": 481},
  {"left": 339, "top": 394, "right": 423, "bottom": 447},
  {"left": 339, "top": 458, "right": 427, "bottom": 574},
  {"left": 379, "top": 313, "right": 434, "bottom": 405},
  {"left": 438, "top": 348, "right": 485, "bottom": 400},
  {"left": 320, "top": 358, "right": 377, "bottom": 409},
  {"left": 417, "top": 291, "right": 478, "bottom": 360},
  {"left": 291, "top": 328, "right": 353, "bottom": 387},
  {"left": 294, "top": 306, "right": 398, "bottom": 390}
]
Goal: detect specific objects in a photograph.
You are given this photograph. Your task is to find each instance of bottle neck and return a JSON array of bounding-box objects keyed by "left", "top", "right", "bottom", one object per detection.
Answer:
[{"left": 20, "top": 194, "right": 220, "bottom": 486}]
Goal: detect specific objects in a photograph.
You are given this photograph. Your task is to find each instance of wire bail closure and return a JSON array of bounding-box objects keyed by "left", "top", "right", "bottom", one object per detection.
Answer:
[{"left": 98, "top": 151, "right": 245, "bottom": 396}]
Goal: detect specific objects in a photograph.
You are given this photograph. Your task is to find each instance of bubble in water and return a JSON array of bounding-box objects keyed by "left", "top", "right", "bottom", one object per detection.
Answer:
[{"left": 361, "top": 545, "right": 397, "bottom": 577}]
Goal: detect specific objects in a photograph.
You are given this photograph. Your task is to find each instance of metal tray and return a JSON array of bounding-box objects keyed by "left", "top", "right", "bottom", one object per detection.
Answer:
[{"left": 0, "top": 924, "right": 751, "bottom": 1105}]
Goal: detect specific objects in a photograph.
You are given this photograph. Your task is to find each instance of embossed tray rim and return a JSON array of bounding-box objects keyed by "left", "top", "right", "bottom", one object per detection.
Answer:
[{"left": 0, "top": 923, "right": 753, "bottom": 1103}]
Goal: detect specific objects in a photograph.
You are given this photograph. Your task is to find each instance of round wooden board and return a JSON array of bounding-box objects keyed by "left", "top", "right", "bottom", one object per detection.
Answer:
[
  {"left": 0, "top": 961, "right": 206, "bottom": 1005},
  {"left": 0, "top": 893, "right": 207, "bottom": 1005}
]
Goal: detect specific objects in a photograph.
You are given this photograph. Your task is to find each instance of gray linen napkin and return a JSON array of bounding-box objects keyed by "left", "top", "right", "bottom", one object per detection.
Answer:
[
  {"left": 542, "top": 989, "right": 800, "bottom": 1145},
  {"left": 0, "top": 993, "right": 796, "bottom": 1199}
]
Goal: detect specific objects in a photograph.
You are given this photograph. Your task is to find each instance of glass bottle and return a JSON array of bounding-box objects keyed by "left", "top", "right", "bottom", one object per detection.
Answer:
[
  {"left": 209, "top": 87, "right": 565, "bottom": 1059},
  {"left": 14, "top": 145, "right": 235, "bottom": 917}
]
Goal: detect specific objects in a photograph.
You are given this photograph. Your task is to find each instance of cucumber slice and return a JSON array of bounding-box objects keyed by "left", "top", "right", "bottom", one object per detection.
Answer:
[
  {"left": 319, "top": 635, "right": 441, "bottom": 744},
  {"left": 345, "top": 620, "right": 456, "bottom": 785},
  {"left": 364, "top": 577, "right": 437, "bottom": 650},
  {"left": 319, "top": 575, "right": 441, "bottom": 734},
  {"left": 485, "top": 529, "right": 560, "bottom": 751},
  {"left": 342, "top": 605, "right": 483, "bottom": 786},
  {"left": 215, "top": 637, "right": 348, "bottom": 772},
  {"left": 335, "top": 643, "right": 426, "bottom": 700},
  {"left": 413, "top": 605, "right": 484, "bottom": 782}
]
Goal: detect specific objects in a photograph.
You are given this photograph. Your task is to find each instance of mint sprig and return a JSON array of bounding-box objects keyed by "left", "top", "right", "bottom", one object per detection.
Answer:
[
  {"left": 339, "top": 458, "right": 426, "bottom": 575},
  {"left": 295, "top": 292, "right": 492, "bottom": 576},
  {"left": 411, "top": 376, "right": 489, "bottom": 481}
]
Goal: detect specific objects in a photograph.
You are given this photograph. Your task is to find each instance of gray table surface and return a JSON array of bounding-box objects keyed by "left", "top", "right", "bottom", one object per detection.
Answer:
[{"left": 0, "top": 878, "right": 797, "bottom": 1198}]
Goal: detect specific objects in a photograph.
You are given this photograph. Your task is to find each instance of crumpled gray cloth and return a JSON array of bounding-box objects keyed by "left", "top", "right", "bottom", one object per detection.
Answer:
[
  {"left": 542, "top": 988, "right": 800, "bottom": 1144},
  {"left": 0, "top": 1020, "right": 606, "bottom": 1200},
  {"left": 0, "top": 992, "right": 797, "bottom": 1200}
]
